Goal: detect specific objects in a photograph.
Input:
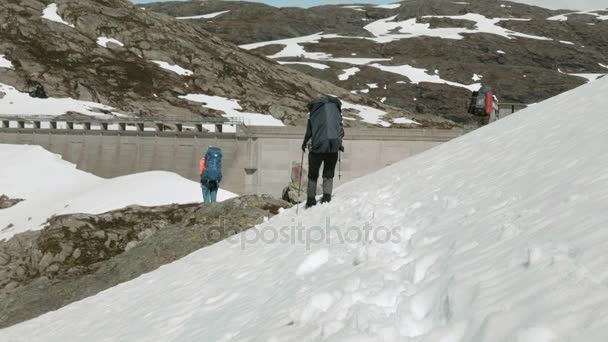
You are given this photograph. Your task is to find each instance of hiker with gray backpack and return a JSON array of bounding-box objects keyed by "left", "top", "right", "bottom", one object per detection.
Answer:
[
  {"left": 199, "top": 146, "right": 223, "bottom": 203},
  {"left": 301, "top": 95, "right": 345, "bottom": 209}
]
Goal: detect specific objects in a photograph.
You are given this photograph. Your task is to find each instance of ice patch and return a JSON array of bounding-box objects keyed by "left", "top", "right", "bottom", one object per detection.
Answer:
[
  {"left": 151, "top": 60, "right": 193, "bottom": 76},
  {"left": 41, "top": 4, "right": 75, "bottom": 28}
]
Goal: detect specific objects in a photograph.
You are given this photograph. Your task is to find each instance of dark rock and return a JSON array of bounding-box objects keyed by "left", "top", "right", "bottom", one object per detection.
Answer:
[
  {"left": 144, "top": 0, "right": 608, "bottom": 127},
  {"left": 0, "top": 195, "right": 291, "bottom": 328},
  {"left": 0, "top": 0, "right": 440, "bottom": 127},
  {"left": 0, "top": 195, "right": 23, "bottom": 210}
]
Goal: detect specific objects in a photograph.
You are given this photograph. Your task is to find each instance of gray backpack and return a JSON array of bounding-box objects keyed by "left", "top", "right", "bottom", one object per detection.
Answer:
[{"left": 306, "top": 96, "right": 344, "bottom": 153}]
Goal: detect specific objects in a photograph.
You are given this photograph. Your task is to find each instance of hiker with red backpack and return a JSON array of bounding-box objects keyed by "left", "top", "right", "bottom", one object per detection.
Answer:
[
  {"left": 468, "top": 84, "right": 499, "bottom": 124},
  {"left": 301, "top": 95, "right": 345, "bottom": 209},
  {"left": 199, "top": 146, "right": 223, "bottom": 203}
]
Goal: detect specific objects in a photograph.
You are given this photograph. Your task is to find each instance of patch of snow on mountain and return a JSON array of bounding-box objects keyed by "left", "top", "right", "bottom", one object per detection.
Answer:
[
  {"left": 179, "top": 94, "right": 284, "bottom": 126},
  {"left": 497, "top": 50, "right": 506, "bottom": 54},
  {"left": 599, "top": 63, "right": 608, "bottom": 69},
  {"left": 375, "top": 3, "right": 401, "bottom": 9},
  {"left": 338, "top": 67, "right": 360, "bottom": 81},
  {"left": 0, "top": 82, "right": 121, "bottom": 118},
  {"left": 559, "top": 40, "right": 575, "bottom": 45},
  {"left": 341, "top": 101, "right": 395, "bottom": 127},
  {"left": 372, "top": 64, "right": 482, "bottom": 91},
  {"left": 547, "top": 9, "right": 608, "bottom": 21},
  {"left": 329, "top": 57, "right": 392, "bottom": 65},
  {"left": 342, "top": 5, "right": 366, "bottom": 12},
  {"left": 151, "top": 61, "right": 193, "bottom": 76},
  {"left": 176, "top": 10, "right": 230, "bottom": 20},
  {"left": 277, "top": 61, "right": 330, "bottom": 70},
  {"left": 472, "top": 73, "right": 483, "bottom": 81},
  {"left": 393, "top": 117, "right": 419, "bottom": 125},
  {"left": 240, "top": 32, "right": 338, "bottom": 60},
  {"left": 364, "top": 13, "right": 553, "bottom": 43},
  {"left": 0, "top": 145, "right": 238, "bottom": 240},
  {"left": 96, "top": 37, "right": 124, "bottom": 48},
  {"left": 570, "top": 74, "right": 605, "bottom": 82},
  {"left": 3, "top": 71, "right": 608, "bottom": 342},
  {"left": 452, "top": 1, "right": 470, "bottom": 4},
  {"left": 41, "top": 4, "right": 75, "bottom": 28},
  {"left": 0, "top": 55, "right": 13, "bottom": 69}
]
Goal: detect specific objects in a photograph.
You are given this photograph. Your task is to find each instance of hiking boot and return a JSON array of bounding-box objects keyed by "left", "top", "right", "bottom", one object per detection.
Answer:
[
  {"left": 321, "top": 194, "right": 331, "bottom": 204},
  {"left": 305, "top": 197, "right": 317, "bottom": 208}
]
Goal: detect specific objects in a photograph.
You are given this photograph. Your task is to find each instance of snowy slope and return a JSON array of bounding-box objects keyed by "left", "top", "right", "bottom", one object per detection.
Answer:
[
  {"left": 2, "top": 77, "right": 608, "bottom": 340},
  {"left": 0, "top": 145, "right": 237, "bottom": 241}
]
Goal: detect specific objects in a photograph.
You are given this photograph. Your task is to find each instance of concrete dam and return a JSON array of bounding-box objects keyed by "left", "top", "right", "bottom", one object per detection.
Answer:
[{"left": 0, "top": 116, "right": 469, "bottom": 197}]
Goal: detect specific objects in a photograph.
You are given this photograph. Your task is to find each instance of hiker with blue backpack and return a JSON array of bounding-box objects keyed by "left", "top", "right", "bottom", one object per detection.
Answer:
[
  {"left": 199, "top": 146, "right": 223, "bottom": 203},
  {"left": 301, "top": 95, "right": 345, "bottom": 209}
]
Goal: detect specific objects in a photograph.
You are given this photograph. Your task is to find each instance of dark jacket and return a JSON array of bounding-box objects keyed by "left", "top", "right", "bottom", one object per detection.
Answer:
[{"left": 303, "top": 96, "right": 345, "bottom": 154}]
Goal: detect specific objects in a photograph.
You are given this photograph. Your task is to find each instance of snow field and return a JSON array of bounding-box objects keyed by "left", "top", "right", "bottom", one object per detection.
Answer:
[
  {"left": 0, "top": 145, "right": 237, "bottom": 240},
  {"left": 0, "top": 82, "right": 122, "bottom": 118},
  {"left": 3, "top": 62, "right": 608, "bottom": 342}
]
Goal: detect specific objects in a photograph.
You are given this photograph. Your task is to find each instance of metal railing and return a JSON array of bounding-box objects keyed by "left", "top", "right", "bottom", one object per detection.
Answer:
[{"left": 0, "top": 115, "right": 245, "bottom": 134}]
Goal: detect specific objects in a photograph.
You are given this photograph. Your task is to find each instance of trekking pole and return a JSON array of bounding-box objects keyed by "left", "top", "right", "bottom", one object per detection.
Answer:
[
  {"left": 296, "top": 150, "right": 305, "bottom": 215},
  {"left": 338, "top": 151, "right": 342, "bottom": 181}
]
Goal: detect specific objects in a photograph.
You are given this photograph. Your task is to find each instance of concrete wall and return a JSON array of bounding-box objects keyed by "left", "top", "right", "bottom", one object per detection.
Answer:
[{"left": 0, "top": 126, "right": 463, "bottom": 197}]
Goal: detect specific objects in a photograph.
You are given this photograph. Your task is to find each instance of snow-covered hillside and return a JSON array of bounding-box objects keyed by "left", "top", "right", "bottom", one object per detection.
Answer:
[
  {"left": 0, "top": 145, "right": 237, "bottom": 241},
  {"left": 2, "top": 76, "right": 608, "bottom": 340}
]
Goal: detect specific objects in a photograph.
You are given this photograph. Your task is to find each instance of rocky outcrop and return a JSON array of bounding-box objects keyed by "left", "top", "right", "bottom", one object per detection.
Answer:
[
  {"left": 0, "top": 195, "right": 291, "bottom": 328},
  {"left": 0, "top": 0, "right": 450, "bottom": 127},
  {"left": 0, "top": 195, "right": 23, "bottom": 210},
  {"left": 145, "top": 0, "right": 608, "bottom": 126}
]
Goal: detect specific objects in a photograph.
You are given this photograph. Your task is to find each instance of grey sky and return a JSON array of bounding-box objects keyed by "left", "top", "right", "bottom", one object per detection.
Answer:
[{"left": 131, "top": 0, "right": 608, "bottom": 11}]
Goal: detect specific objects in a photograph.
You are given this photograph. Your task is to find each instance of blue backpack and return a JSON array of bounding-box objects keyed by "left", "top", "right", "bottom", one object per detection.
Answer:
[{"left": 202, "top": 147, "right": 223, "bottom": 184}]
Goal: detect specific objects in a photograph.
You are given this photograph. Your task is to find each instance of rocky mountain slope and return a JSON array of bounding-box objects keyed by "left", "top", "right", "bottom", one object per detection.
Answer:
[
  {"left": 145, "top": 0, "right": 608, "bottom": 124},
  {"left": 0, "top": 196, "right": 290, "bottom": 328},
  {"left": 0, "top": 0, "right": 448, "bottom": 127}
]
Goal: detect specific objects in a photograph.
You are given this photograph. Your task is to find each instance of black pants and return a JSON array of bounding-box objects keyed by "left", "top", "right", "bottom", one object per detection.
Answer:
[{"left": 308, "top": 152, "right": 339, "bottom": 181}]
